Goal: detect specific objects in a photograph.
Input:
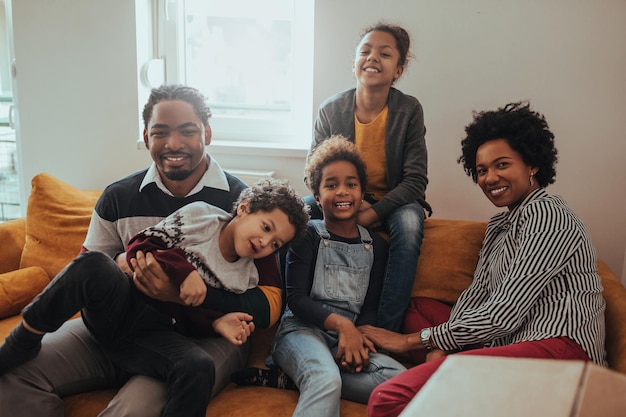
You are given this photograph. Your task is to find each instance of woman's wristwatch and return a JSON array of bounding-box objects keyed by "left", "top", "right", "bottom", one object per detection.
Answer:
[{"left": 420, "top": 327, "right": 433, "bottom": 351}]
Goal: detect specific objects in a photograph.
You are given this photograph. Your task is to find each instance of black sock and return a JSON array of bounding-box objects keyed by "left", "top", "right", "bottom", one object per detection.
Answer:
[
  {"left": 0, "top": 323, "right": 44, "bottom": 374},
  {"left": 231, "top": 366, "right": 297, "bottom": 390}
]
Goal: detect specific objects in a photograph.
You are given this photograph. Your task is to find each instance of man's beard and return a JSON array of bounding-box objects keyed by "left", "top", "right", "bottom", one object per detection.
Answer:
[{"left": 163, "top": 170, "right": 192, "bottom": 181}]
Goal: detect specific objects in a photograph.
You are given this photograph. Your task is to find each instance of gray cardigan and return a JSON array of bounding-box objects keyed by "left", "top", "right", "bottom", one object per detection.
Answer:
[{"left": 312, "top": 87, "right": 431, "bottom": 219}]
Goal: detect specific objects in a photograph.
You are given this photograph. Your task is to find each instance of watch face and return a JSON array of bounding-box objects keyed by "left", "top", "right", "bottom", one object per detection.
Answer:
[{"left": 420, "top": 328, "right": 432, "bottom": 350}]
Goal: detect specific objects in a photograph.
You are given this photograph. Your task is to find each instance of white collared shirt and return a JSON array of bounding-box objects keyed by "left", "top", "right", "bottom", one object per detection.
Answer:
[{"left": 139, "top": 153, "right": 230, "bottom": 197}]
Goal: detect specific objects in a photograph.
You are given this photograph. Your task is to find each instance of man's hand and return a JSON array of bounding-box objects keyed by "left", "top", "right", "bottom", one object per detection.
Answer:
[
  {"left": 180, "top": 271, "right": 207, "bottom": 307},
  {"left": 212, "top": 312, "right": 255, "bottom": 345},
  {"left": 130, "top": 251, "right": 182, "bottom": 304}
]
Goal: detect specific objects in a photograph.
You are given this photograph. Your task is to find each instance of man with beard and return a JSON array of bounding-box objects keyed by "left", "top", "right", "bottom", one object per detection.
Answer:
[{"left": 0, "top": 84, "right": 283, "bottom": 417}]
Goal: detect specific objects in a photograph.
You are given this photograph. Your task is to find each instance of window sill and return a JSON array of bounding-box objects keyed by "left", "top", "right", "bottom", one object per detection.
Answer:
[
  {"left": 136, "top": 139, "right": 309, "bottom": 159},
  {"left": 210, "top": 140, "right": 309, "bottom": 159}
]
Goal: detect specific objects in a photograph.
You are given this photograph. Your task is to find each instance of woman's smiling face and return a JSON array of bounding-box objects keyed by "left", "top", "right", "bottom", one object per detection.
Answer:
[{"left": 475, "top": 138, "right": 539, "bottom": 210}]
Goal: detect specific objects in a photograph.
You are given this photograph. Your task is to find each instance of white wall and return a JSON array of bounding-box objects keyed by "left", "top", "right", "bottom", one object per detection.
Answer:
[
  {"left": 9, "top": 0, "right": 626, "bottom": 280},
  {"left": 0, "top": 1, "right": 10, "bottom": 93},
  {"left": 9, "top": 0, "right": 153, "bottom": 198}
]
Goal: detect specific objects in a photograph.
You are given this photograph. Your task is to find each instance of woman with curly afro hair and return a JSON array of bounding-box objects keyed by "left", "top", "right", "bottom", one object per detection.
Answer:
[{"left": 361, "top": 102, "right": 607, "bottom": 417}]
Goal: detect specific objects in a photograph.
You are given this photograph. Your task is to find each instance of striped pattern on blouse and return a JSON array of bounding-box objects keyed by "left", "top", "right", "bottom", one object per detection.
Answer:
[{"left": 432, "top": 188, "right": 607, "bottom": 365}]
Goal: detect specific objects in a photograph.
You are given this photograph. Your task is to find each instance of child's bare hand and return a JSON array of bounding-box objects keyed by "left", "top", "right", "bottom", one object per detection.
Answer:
[
  {"left": 179, "top": 271, "right": 207, "bottom": 306},
  {"left": 336, "top": 323, "right": 370, "bottom": 373},
  {"left": 114, "top": 252, "right": 133, "bottom": 275},
  {"left": 212, "top": 312, "right": 255, "bottom": 345}
]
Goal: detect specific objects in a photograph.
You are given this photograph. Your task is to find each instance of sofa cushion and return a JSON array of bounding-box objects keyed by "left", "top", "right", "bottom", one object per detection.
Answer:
[
  {"left": 598, "top": 260, "right": 626, "bottom": 374},
  {"left": 0, "top": 266, "right": 49, "bottom": 318},
  {"left": 0, "top": 218, "right": 26, "bottom": 274},
  {"left": 19, "top": 173, "right": 101, "bottom": 279},
  {"left": 411, "top": 219, "right": 486, "bottom": 304},
  {"left": 205, "top": 384, "right": 367, "bottom": 416}
]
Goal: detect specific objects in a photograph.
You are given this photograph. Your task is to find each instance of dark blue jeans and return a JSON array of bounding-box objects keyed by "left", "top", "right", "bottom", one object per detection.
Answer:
[
  {"left": 377, "top": 201, "right": 425, "bottom": 331},
  {"left": 22, "top": 251, "right": 214, "bottom": 417}
]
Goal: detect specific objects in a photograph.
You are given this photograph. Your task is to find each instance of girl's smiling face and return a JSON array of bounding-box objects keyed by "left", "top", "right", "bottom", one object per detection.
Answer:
[
  {"left": 353, "top": 30, "right": 404, "bottom": 88},
  {"left": 475, "top": 138, "right": 539, "bottom": 210}
]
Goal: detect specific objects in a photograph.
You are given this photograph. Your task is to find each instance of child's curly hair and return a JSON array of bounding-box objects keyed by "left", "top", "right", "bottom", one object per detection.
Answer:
[
  {"left": 233, "top": 178, "right": 309, "bottom": 241},
  {"left": 458, "top": 101, "right": 558, "bottom": 187},
  {"left": 305, "top": 135, "right": 368, "bottom": 196}
]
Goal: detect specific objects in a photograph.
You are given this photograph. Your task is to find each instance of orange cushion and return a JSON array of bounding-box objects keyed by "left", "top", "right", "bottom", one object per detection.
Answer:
[
  {"left": 411, "top": 218, "right": 486, "bottom": 304},
  {"left": 0, "top": 266, "right": 49, "bottom": 318},
  {"left": 19, "top": 173, "right": 101, "bottom": 279},
  {"left": 598, "top": 260, "right": 626, "bottom": 373},
  {"left": 0, "top": 218, "right": 26, "bottom": 274}
]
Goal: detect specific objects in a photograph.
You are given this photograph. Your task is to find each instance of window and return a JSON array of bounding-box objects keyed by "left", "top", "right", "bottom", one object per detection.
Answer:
[
  {"left": 0, "top": 0, "right": 20, "bottom": 222},
  {"left": 155, "top": 0, "right": 314, "bottom": 148}
]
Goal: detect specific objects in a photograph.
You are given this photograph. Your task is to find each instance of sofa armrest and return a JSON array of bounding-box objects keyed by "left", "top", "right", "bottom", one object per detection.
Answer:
[
  {"left": 0, "top": 218, "right": 26, "bottom": 274},
  {"left": 598, "top": 260, "right": 626, "bottom": 373}
]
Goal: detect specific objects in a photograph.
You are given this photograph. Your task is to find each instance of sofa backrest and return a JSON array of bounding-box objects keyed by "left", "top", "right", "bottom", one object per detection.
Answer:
[
  {"left": 8, "top": 173, "right": 626, "bottom": 375},
  {"left": 411, "top": 219, "right": 486, "bottom": 304},
  {"left": 0, "top": 218, "right": 26, "bottom": 274},
  {"left": 19, "top": 173, "right": 101, "bottom": 279}
]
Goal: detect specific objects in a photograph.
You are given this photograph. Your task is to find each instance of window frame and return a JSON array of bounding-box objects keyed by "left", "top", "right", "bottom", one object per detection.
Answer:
[{"left": 155, "top": 0, "right": 314, "bottom": 150}]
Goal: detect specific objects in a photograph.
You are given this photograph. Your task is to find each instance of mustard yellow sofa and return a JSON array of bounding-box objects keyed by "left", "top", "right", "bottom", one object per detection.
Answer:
[{"left": 1, "top": 173, "right": 625, "bottom": 417}]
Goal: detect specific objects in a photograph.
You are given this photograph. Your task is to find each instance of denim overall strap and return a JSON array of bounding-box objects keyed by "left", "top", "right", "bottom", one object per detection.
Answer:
[
  {"left": 310, "top": 220, "right": 373, "bottom": 246},
  {"left": 312, "top": 219, "right": 331, "bottom": 241},
  {"left": 356, "top": 224, "right": 373, "bottom": 248},
  {"left": 310, "top": 220, "right": 374, "bottom": 322}
]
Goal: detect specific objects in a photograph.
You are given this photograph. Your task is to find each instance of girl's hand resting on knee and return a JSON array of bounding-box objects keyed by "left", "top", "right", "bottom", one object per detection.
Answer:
[
  {"left": 213, "top": 312, "right": 255, "bottom": 345},
  {"left": 325, "top": 313, "right": 372, "bottom": 372},
  {"left": 336, "top": 322, "right": 371, "bottom": 373}
]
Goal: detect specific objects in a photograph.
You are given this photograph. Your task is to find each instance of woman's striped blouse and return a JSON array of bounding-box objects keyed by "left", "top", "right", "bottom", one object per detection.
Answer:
[{"left": 432, "top": 188, "right": 607, "bottom": 365}]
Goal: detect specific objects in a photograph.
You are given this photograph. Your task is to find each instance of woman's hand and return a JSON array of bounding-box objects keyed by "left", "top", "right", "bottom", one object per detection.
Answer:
[
  {"left": 179, "top": 270, "right": 207, "bottom": 307},
  {"left": 358, "top": 324, "right": 411, "bottom": 353},
  {"left": 426, "top": 348, "right": 448, "bottom": 362},
  {"left": 131, "top": 251, "right": 182, "bottom": 304},
  {"left": 213, "top": 312, "right": 255, "bottom": 345}
]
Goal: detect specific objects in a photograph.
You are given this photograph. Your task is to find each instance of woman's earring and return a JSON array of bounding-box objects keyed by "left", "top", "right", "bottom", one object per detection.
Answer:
[{"left": 530, "top": 172, "right": 535, "bottom": 187}]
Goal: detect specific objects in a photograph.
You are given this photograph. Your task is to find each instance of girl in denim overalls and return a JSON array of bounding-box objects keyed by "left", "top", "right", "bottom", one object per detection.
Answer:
[{"left": 271, "top": 136, "right": 406, "bottom": 417}]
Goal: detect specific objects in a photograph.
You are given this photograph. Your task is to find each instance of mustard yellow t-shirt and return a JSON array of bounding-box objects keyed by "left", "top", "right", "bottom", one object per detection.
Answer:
[{"left": 354, "top": 106, "right": 390, "bottom": 202}]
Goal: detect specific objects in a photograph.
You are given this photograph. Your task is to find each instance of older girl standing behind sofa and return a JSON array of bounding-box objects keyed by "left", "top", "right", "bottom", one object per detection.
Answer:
[{"left": 306, "top": 22, "right": 431, "bottom": 332}]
